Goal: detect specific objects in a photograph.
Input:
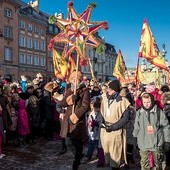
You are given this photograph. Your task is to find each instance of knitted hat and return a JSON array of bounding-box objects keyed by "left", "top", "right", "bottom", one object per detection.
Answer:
[
  {"left": 108, "top": 80, "right": 120, "bottom": 92},
  {"left": 44, "top": 81, "right": 58, "bottom": 93}
]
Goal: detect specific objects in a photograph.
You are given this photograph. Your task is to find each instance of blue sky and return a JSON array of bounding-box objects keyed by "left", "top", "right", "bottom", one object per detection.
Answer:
[{"left": 23, "top": 0, "right": 170, "bottom": 67}]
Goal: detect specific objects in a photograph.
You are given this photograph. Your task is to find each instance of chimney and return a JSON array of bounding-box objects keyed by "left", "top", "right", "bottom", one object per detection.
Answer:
[{"left": 29, "top": 0, "right": 39, "bottom": 12}]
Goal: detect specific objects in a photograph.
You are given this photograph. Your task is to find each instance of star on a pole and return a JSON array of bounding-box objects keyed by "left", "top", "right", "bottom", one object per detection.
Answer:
[{"left": 48, "top": 2, "right": 108, "bottom": 59}]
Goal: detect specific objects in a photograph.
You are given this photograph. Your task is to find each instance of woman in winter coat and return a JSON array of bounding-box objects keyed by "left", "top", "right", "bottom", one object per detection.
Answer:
[
  {"left": 18, "top": 93, "right": 30, "bottom": 146},
  {"left": 59, "top": 70, "right": 90, "bottom": 170}
]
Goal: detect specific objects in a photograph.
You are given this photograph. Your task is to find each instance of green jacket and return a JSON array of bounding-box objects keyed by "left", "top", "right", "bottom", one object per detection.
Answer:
[{"left": 133, "top": 105, "right": 170, "bottom": 151}]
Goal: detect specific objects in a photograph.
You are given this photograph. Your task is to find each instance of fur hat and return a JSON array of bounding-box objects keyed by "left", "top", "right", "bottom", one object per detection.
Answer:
[
  {"left": 121, "top": 83, "right": 129, "bottom": 88},
  {"left": 52, "top": 92, "right": 63, "bottom": 101},
  {"left": 44, "top": 81, "right": 58, "bottom": 93},
  {"left": 90, "top": 80, "right": 94, "bottom": 86},
  {"left": 108, "top": 80, "right": 120, "bottom": 92},
  {"left": 69, "top": 70, "right": 83, "bottom": 81},
  {"left": 27, "top": 83, "right": 34, "bottom": 90},
  {"left": 33, "top": 78, "right": 40, "bottom": 85}
]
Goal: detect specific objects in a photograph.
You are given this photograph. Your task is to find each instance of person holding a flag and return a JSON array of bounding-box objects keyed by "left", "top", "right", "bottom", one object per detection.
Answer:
[{"left": 59, "top": 70, "right": 90, "bottom": 170}]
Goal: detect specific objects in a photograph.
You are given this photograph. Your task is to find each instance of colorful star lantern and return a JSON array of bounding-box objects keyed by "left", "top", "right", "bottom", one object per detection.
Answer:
[{"left": 48, "top": 2, "right": 108, "bottom": 65}]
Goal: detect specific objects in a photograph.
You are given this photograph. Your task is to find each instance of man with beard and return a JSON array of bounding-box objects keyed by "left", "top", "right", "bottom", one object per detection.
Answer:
[{"left": 59, "top": 70, "right": 90, "bottom": 170}]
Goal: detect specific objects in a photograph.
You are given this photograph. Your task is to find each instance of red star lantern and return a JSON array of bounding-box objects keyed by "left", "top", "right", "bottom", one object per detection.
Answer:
[{"left": 48, "top": 2, "right": 108, "bottom": 60}]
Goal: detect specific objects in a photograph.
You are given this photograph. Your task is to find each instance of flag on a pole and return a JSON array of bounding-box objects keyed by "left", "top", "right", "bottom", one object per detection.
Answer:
[
  {"left": 138, "top": 19, "right": 156, "bottom": 60},
  {"left": 135, "top": 58, "right": 145, "bottom": 85},
  {"left": 148, "top": 40, "right": 168, "bottom": 71},
  {"left": 138, "top": 19, "right": 168, "bottom": 71},
  {"left": 113, "top": 50, "right": 127, "bottom": 82},
  {"left": 67, "top": 54, "right": 77, "bottom": 82},
  {"left": 53, "top": 49, "right": 68, "bottom": 80},
  {"left": 88, "top": 58, "right": 96, "bottom": 81}
]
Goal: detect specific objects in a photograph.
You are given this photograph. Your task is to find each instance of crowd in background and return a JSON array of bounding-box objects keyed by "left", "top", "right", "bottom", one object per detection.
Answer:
[{"left": 0, "top": 71, "right": 170, "bottom": 170}]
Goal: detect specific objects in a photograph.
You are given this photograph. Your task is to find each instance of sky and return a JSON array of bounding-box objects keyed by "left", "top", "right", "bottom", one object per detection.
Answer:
[{"left": 23, "top": 0, "right": 170, "bottom": 67}]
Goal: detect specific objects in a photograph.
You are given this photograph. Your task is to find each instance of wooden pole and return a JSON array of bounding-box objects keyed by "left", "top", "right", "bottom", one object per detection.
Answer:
[
  {"left": 72, "top": 54, "right": 79, "bottom": 114},
  {"left": 73, "top": 54, "right": 80, "bottom": 95}
]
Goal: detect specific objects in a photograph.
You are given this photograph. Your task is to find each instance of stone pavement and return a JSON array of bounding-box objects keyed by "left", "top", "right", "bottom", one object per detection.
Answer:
[{"left": 0, "top": 137, "right": 141, "bottom": 170}]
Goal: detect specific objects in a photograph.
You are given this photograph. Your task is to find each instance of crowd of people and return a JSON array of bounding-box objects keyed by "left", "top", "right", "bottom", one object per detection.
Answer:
[{"left": 0, "top": 71, "right": 170, "bottom": 170}]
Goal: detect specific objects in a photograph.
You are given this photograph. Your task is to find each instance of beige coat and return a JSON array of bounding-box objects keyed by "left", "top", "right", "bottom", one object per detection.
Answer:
[{"left": 100, "top": 93, "right": 130, "bottom": 168}]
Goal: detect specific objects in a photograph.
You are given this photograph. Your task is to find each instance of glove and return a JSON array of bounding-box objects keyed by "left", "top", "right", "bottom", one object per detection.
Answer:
[
  {"left": 91, "top": 120, "right": 99, "bottom": 128},
  {"left": 105, "top": 125, "right": 112, "bottom": 133},
  {"left": 72, "top": 94, "right": 78, "bottom": 103},
  {"left": 163, "top": 142, "right": 170, "bottom": 152}
]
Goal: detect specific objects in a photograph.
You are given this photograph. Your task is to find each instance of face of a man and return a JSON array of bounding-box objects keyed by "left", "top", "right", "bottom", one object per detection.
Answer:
[
  {"left": 107, "top": 88, "right": 116, "bottom": 96},
  {"left": 142, "top": 98, "right": 152, "bottom": 109}
]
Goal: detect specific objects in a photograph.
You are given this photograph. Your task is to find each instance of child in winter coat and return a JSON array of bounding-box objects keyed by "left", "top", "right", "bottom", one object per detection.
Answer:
[
  {"left": 86, "top": 100, "right": 104, "bottom": 166},
  {"left": 133, "top": 92, "right": 170, "bottom": 170},
  {"left": 18, "top": 94, "right": 30, "bottom": 146}
]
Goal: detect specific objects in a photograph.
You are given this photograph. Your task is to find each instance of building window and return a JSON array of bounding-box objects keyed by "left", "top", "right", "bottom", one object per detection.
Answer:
[
  {"left": 4, "top": 47, "right": 12, "bottom": 61},
  {"left": 49, "top": 25, "right": 53, "bottom": 33},
  {"left": 27, "top": 54, "right": 33, "bottom": 65},
  {"left": 34, "top": 26, "right": 38, "bottom": 33},
  {"left": 40, "top": 41, "right": 45, "bottom": 51},
  {"left": 34, "top": 55, "right": 39, "bottom": 65},
  {"left": 4, "top": 26, "right": 13, "bottom": 38},
  {"left": 40, "top": 28, "right": 45, "bottom": 35},
  {"left": 20, "top": 21, "right": 25, "bottom": 29},
  {"left": 27, "top": 23, "right": 33, "bottom": 31},
  {"left": 19, "top": 53, "right": 26, "bottom": 64},
  {"left": 50, "top": 62, "right": 54, "bottom": 72},
  {"left": 4, "top": 8, "right": 12, "bottom": 18},
  {"left": 19, "top": 35, "right": 26, "bottom": 47},
  {"left": 49, "top": 51, "right": 53, "bottom": 57},
  {"left": 54, "top": 27, "right": 59, "bottom": 34},
  {"left": 34, "top": 39, "right": 39, "bottom": 50},
  {"left": 27, "top": 37, "right": 33, "bottom": 48},
  {"left": 40, "top": 56, "right": 46, "bottom": 66},
  {"left": 105, "top": 66, "right": 108, "bottom": 74}
]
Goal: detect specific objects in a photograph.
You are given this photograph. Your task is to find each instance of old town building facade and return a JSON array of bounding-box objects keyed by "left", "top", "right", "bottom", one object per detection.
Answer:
[{"left": 0, "top": 0, "right": 117, "bottom": 82}]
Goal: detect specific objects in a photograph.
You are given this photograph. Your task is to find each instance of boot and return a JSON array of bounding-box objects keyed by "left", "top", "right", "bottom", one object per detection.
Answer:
[
  {"left": 59, "top": 138, "right": 67, "bottom": 155},
  {"left": 72, "top": 160, "right": 80, "bottom": 170},
  {"left": 97, "top": 148, "right": 105, "bottom": 167},
  {"left": 59, "top": 146, "right": 67, "bottom": 155}
]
